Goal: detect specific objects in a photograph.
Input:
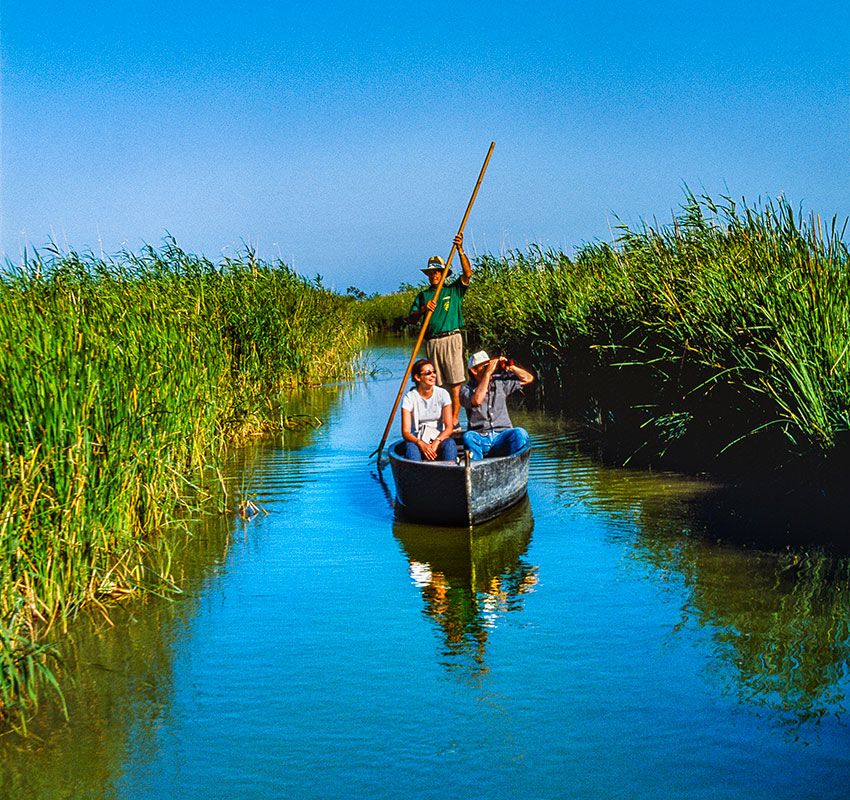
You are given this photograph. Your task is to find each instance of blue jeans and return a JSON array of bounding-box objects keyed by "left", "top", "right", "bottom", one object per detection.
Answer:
[
  {"left": 404, "top": 436, "right": 458, "bottom": 462},
  {"left": 462, "top": 428, "right": 529, "bottom": 461}
]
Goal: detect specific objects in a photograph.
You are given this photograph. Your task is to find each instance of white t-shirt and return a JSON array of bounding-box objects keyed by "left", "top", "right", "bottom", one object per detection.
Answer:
[{"left": 401, "top": 386, "right": 452, "bottom": 443}]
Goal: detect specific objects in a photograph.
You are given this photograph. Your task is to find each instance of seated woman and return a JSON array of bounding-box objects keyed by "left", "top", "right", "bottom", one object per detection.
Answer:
[{"left": 401, "top": 358, "right": 459, "bottom": 462}]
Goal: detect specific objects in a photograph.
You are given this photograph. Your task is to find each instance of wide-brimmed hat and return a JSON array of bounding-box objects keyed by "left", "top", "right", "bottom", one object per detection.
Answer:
[
  {"left": 421, "top": 255, "right": 452, "bottom": 275},
  {"left": 467, "top": 350, "right": 490, "bottom": 369}
]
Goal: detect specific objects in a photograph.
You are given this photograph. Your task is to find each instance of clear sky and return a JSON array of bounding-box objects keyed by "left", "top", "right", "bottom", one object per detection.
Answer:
[{"left": 2, "top": 1, "right": 848, "bottom": 293}]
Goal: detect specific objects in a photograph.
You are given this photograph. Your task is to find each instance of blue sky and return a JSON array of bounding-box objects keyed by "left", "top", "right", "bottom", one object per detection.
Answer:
[{"left": 2, "top": 1, "right": 848, "bottom": 292}]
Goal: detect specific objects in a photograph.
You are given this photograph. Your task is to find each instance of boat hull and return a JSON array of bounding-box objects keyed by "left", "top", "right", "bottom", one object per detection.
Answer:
[{"left": 388, "top": 440, "right": 531, "bottom": 526}]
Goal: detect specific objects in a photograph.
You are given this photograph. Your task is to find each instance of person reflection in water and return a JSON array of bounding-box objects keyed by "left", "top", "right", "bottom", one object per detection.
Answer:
[
  {"left": 401, "top": 358, "right": 459, "bottom": 462},
  {"left": 460, "top": 350, "right": 534, "bottom": 460},
  {"left": 407, "top": 555, "right": 539, "bottom": 677}
]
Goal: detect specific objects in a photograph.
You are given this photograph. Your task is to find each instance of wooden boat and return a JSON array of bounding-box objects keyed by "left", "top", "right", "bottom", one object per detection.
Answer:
[{"left": 387, "top": 438, "right": 532, "bottom": 526}]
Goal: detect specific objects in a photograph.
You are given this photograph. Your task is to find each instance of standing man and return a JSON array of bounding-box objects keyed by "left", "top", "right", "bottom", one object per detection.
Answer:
[
  {"left": 460, "top": 350, "right": 534, "bottom": 460},
  {"left": 408, "top": 233, "right": 472, "bottom": 430}
]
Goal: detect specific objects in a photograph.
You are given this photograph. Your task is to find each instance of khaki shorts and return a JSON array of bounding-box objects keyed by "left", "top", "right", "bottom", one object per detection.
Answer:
[{"left": 425, "top": 331, "right": 466, "bottom": 386}]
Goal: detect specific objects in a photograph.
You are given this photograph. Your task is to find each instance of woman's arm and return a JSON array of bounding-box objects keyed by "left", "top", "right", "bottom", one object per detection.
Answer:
[
  {"left": 434, "top": 401, "right": 454, "bottom": 443},
  {"left": 401, "top": 408, "right": 418, "bottom": 443},
  {"left": 403, "top": 406, "right": 437, "bottom": 459}
]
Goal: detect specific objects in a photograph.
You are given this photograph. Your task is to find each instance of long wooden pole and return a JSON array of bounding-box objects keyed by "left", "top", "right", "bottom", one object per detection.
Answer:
[{"left": 370, "top": 141, "right": 496, "bottom": 461}]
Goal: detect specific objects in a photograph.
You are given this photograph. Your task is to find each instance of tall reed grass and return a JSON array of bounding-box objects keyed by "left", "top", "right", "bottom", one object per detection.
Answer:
[
  {"left": 0, "top": 239, "right": 366, "bottom": 723},
  {"left": 464, "top": 195, "right": 850, "bottom": 471},
  {"left": 350, "top": 284, "right": 418, "bottom": 332}
]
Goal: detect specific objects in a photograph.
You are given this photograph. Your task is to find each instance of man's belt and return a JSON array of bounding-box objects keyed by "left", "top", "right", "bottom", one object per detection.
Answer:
[{"left": 426, "top": 329, "right": 460, "bottom": 341}]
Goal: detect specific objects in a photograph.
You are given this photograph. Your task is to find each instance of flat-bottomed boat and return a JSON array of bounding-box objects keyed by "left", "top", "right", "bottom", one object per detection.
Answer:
[{"left": 388, "top": 439, "right": 531, "bottom": 526}]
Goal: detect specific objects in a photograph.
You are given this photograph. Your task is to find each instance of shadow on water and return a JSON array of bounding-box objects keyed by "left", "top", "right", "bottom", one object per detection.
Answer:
[
  {"left": 529, "top": 418, "right": 850, "bottom": 733},
  {"left": 392, "top": 499, "right": 538, "bottom": 679}
]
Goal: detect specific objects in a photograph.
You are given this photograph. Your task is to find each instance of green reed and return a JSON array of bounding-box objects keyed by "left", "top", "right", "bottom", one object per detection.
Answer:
[
  {"left": 464, "top": 194, "right": 850, "bottom": 469},
  {"left": 0, "top": 240, "right": 366, "bottom": 722},
  {"left": 350, "top": 284, "right": 418, "bottom": 332}
]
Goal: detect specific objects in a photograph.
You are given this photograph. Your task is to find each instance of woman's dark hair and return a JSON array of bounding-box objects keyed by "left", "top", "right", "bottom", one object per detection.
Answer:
[{"left": 411, "top": 358, "right": 433, "bottom": 384}]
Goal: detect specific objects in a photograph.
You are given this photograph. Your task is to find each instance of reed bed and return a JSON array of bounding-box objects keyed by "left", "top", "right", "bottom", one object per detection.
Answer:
[
  {"left": 350, "top": 284, "right": 418, "bottom": 332},
  {"left": 0, "top": 240, "right": 366, "bottom": 723},
  {"left": 463, "top": 195, "right": 850, "bottom": 472}
]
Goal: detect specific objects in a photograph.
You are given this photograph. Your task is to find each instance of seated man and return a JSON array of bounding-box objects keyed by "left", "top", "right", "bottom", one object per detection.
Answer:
[{"left": 460, "top": 350, "right": 534, "bottom": 460}]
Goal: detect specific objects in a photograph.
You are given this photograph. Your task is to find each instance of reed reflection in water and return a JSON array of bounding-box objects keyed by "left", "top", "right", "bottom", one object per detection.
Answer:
[
  {"left": 0, "top": 510, "right": 239, "bottom": 800},
  {"left": 1, "top": 342, "right": 849, "bottom": 799},
  {"left": 525, "top": 413, "right": 850, "bottom": 733}
]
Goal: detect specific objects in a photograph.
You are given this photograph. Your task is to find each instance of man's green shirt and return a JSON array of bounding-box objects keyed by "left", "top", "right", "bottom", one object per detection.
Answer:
[{"left": 410, "top": 277, "right": 468, "bottom": 336}]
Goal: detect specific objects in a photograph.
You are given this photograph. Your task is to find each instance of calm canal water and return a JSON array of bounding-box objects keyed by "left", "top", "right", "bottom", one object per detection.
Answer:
[{"left": 2, "top": 341, "right": 850, "bottom": 799}]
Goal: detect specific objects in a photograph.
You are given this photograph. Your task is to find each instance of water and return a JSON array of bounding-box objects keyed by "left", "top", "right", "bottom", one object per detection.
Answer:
[{"left": 2, "top": 341, "right": 849, "bottom": 798}]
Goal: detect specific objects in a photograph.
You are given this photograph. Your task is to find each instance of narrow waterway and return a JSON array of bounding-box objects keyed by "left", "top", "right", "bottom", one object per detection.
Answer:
[{"left": 3, "top": 341, "right": 849, "bottom": 799}]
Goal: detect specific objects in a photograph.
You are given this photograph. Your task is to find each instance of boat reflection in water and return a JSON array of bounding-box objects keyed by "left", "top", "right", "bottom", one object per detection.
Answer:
[{"left": 393, "top": 498, "right": 537, "bottom": 677}]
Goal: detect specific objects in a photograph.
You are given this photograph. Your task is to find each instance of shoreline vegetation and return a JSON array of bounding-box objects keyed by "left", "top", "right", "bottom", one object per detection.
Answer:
[
  {"left": 359, "top": 194, "right": 850, "bottom": 482},
  {"left": 347, "top": 283, "right": 417, "bottom": 333},
  {"left": 5, "top": 190, "right": 848, "bottom": 726},
  {"left": 0, "top": 240, "right": 366, "bottom": 728}
]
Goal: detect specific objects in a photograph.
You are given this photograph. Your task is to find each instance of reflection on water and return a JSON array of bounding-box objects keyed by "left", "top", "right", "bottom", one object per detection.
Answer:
[
  {"left": 0, "top": 398, "right": 335, "bottom": 799},
  {"left": 527, "top": 416, "right": 850, "bottom": 731},
  {"left": 0, "top": 511, "right": 237, "bottom": 800},
  {"left": 634, "top": 533, "right": 850, "bottom": 729},
  {"left": 393, "top": 500, "right": 537, "bottom": 677},
  {"left": 2, "top": 342, "right": 850, "bottom": 798}
]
